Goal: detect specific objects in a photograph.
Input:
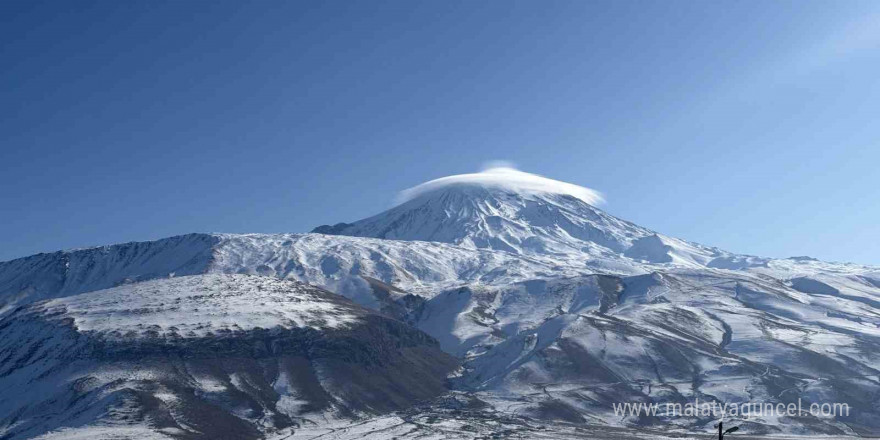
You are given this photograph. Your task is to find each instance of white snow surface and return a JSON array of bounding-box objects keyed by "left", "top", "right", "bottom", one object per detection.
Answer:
[{"left": 42, "top": 274, "right": 362, "bottom": 338}]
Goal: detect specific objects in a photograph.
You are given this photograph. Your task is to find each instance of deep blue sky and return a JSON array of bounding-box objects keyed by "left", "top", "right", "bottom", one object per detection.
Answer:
[{"left": 2, "top": 0, "right": 879, "bottom": 264}]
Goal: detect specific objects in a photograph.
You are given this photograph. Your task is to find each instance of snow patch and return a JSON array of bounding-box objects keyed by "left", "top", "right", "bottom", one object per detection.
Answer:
[{"left": 42, "top": 274, "right": 363, "bottom": 338}]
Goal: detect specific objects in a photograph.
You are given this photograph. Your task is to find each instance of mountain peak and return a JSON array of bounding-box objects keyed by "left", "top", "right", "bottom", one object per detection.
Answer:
[
  {"left": 396, "top": 167, "right": 604, "bottom": 206},
  {"left": 312, "top": 167, "right": 660, "bottom": 257}
]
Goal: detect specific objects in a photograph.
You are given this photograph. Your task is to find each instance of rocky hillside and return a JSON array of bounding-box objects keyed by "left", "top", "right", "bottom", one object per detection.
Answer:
[{"left": 0, "top": 274, "right": 457, "bottom": 440}]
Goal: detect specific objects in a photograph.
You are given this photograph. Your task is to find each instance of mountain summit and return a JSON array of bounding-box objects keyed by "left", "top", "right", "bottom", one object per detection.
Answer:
[
  {"left": 313, "top": 167, "right": 635, "bottom": 254},
  {"left": 314, "top": 167, "right": 720, "bottom": 265}
]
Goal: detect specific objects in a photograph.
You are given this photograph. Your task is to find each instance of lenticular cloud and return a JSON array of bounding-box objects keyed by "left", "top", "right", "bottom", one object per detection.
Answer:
[{"left": 396, "top": 165, "right": 605, "bottom": 205}]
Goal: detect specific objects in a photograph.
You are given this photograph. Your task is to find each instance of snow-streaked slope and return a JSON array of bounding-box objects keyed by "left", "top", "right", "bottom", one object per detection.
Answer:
[
  {"left": 0, "top": 232, "right": 647, "bottom": 315},
  {"left": 0, "top": 274, "right": 457, "bottom": 440},
  {"left": 2, "top": 231, "right": 877, "bottom": 317},
  {"left": 416, "top": 270, "right": 880, "bottom": 435},
  {"left": 208, "top": 232, "right": 652, "bottom": 301},
  {"left": 0, "top": 233, "right": 217, "bottom": 315}
]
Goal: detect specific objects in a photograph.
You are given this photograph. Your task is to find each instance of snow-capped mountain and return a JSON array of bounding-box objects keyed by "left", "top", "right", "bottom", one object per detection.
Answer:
[
  {"left": 1, "top": 167, "right": 879, "bottom": 439},
  {"left": 312, "top": 168, "right": 647, "bottom": 254},
  {"left": 313, "top": 167, "right": 762, "bottom": 269}
]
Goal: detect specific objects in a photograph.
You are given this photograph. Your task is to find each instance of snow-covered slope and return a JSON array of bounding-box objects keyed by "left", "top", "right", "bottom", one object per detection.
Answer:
[
  {"left": 414, "top": 270, "right": 880, "bottom": 435},
  {"left": 1, "top": 232, "right": 657, "bottom": 316},
  {"left": 0, "top": 233, "right": 217, "bottom": 315},
  {"left": 0, "top": 274, "right": 457, "bottom": 440}
]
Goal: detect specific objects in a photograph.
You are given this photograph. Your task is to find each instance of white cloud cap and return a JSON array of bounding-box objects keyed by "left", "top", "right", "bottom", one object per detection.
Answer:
[{"left": 396, "top": 163, "right": 604, "bottom": 206}]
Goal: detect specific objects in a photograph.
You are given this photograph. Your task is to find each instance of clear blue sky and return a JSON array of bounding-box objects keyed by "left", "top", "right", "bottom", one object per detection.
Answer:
[{"left": 2, "top": 0, "right": 879, "bottom": 264}]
